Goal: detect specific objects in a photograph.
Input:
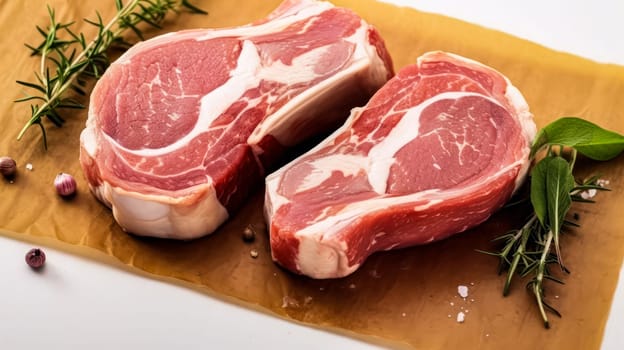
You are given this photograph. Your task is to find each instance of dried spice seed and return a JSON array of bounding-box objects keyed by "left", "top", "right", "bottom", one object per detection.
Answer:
[
  {"left": 54, "top": 172, "right": 77, "bottom": 197},
  {"left": 242, "top": 226, "right": 256, "bottom": 242},
  {"left": 0, "top": 156, "right": 17, "bottom": 178},
  {"left": 25, "top": 248, "right": 46, "bottom": 269}
]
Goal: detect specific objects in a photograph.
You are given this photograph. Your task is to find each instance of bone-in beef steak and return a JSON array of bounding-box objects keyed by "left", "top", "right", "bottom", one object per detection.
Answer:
[
  {"left": 80, "top": 0, "right": 393, "bottom": 239},
  {"left": 264, "top": 51, "right": 536, "bottom": 278}
]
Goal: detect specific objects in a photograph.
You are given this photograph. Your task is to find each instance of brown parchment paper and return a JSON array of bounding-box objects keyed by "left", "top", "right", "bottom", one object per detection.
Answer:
[{"left": 1, "top": 1, "right": 623, "bottom": 348}]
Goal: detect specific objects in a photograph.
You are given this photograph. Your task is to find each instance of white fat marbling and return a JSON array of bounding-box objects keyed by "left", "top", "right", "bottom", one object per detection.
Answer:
[
  {"left": 109, "top": 39, "right": 263, "bottom": 157},
  {"left": 248, "top": 21, "right": 389, "bottom": 147},
  {"left": 257, "top": 44, "right": 332, "bottom": 85},
  {"left": 504, "top": 83, "right": 535, "bottom": 193},
  {"left": 367, "top": 91, "right": 505, "bottom": 194},
  {"left": 114, "top": 0, "right": 334, "bottom": 64},
  {"left": 196, "top": 0, "right": 334, "bottom": 41},
  {"left": 295, "top": 223, "right": 360, "bottom": 279},
  {"left": 295, "top": 154, "right": 366, "bottom": 193},
  {"left": 95, "top": 181, "right": 229, "bottom": 240},
  {"left": 80, "top": 125, "right": 98, "bottom": 157}
]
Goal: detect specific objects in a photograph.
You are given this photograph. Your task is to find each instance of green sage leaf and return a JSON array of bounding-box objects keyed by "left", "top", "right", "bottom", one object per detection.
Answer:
[
  {"left": 530, "top": 156, "right": 575, "bottom": 228},
  {"left": 545, "top": 156, "right": 575, "bottom": 234},
  {"left": 531, "top": 156, "right": 575, "bottom": 265},
  {"left": 530, "top": 158, "right": 549, "bottom": 227},
  {"left": 530, "top": 117, "right": 624, "bottom": 161}
]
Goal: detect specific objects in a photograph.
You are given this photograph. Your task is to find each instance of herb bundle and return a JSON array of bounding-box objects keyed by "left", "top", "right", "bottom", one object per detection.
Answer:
[
  {"left": 15, "top": 0, "right": 206, "bottom": 149},
  {"left": 483, "top": 117, "right": 624, "bottom": 328}
]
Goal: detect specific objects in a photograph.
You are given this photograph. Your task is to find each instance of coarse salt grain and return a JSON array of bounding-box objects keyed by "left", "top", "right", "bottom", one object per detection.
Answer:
[
  {"left": 458, "top": 285, "right": 469, "bottom": 298},
  {"left": 25, "top": 163, "right": 33, "bottom": 171},
  {"left": 457, "top": 311, "right": 465, "bottom": 323},
  {"left": 580, "top": 188, "right": 597, "bottom": 200},
  {"left": 450, "top": 302, "right": 454, "bottom": 306},
  {"left": 281, "top": 296, "right": 299, "bottom": 308}
]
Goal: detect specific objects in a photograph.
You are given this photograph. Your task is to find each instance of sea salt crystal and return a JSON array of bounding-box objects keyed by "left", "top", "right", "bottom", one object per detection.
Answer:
[
  {"left": 281, "top": 296, "right": 299, "bottom": 308},
  {"left": 597, "top": 179, "right": 610, "bottom": 187},
  {"left": 25, "top": 163, "right": 33, "bottom": 171},
  {"left": 458, "top": 285, "right": 469, "bottom": 298},
  {"left": 580, "top": 188, "right": 597, "bottom": 200},
  {"left": 450, "top": 302, "right": 454, "bottom": 306},
  {"left": 457, "top": 311, "right": 465, "bottom": 323}
]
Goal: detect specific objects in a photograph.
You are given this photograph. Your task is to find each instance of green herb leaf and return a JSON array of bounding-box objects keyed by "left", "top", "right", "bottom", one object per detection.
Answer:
[
  {"left": 544, "top": 156, "right": 575, "bottom": 265},
  {"left": 536, "top": 156, "right": 575, "bottom": 231},
  {"left": 530, "top": 158, "right": 549, "bottom": 227},
  {"left": 530, "top": 117, "right": 624, "bottom": 161}
]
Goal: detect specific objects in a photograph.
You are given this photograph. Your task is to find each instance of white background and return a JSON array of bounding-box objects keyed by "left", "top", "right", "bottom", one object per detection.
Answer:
[{"left": 1, "top": 1, "right": 623, "bottom": 349}]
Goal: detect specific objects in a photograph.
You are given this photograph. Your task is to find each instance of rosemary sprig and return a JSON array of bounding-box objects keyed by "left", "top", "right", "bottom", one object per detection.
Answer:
[
  {"left": 482, "top": 117, "right": 624, "bottom": 328},
  {"left": 15, "top": 0, "right": 206, "bottom": 149}
]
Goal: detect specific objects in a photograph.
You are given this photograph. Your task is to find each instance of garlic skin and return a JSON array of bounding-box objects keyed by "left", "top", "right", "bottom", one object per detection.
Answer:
[
  {"left": 54, "top": 172, "right": 77, "bottom": 197},
  {"left": 0, "top": 156, "right": 17, "bottom": 178}
]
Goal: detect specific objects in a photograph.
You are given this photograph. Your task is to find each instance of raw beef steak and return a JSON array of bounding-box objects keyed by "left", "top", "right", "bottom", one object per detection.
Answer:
[
  {"left": 265, "top": 51, "right": 536, "bottom": 278},
  {"left": 80, "top": 0, "right": 393, "bottom": 239}
]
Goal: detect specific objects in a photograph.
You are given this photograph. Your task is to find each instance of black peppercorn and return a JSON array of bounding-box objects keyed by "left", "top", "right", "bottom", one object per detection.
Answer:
[{"left": 242, "top": 226, "right": 256, "bottom": 242}]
